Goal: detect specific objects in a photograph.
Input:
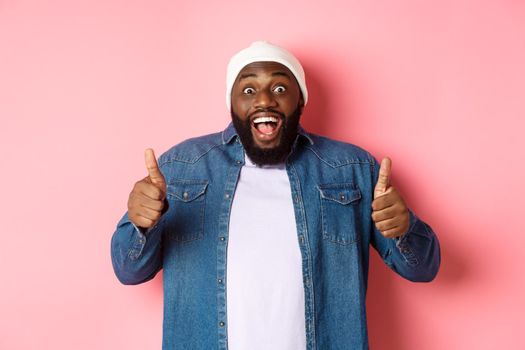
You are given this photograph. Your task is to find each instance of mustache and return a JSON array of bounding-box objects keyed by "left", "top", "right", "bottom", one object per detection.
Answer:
[{"left": 248, "top": 108, "right": 285, "bottom": 120}]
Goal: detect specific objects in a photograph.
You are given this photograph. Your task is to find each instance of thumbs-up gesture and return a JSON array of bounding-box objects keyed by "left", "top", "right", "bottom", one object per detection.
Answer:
[
  {"left": 371, "top": 157, "right": 410, "bottom": 239},
  {"left": 128, "top": 149, "right": 167, "bottom": 229}
]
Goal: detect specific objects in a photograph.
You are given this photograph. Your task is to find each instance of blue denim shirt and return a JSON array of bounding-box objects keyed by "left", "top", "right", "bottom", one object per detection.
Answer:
[{"left": 111, "top": 122, "right": 440, "bottom": 350}]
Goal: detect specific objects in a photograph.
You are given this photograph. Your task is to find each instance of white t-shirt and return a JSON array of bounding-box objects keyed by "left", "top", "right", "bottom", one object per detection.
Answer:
[{"left": 226, "top": 155, "right": 306, "bottom": 349}]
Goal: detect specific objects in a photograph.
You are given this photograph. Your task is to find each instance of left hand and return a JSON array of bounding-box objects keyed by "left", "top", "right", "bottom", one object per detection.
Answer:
[{"left": 371, "top": 157, "right": 410, "bottom": 239}]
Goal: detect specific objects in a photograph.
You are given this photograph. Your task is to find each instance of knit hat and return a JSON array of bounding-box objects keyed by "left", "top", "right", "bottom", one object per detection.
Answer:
[{"left": 226, "top": 41, "right": 308, "bottom": 111}]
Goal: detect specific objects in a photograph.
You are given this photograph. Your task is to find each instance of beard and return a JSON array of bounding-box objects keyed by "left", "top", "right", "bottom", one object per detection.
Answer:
[{"left": 231, "top": 105, "right": 302, "bottom": 166}]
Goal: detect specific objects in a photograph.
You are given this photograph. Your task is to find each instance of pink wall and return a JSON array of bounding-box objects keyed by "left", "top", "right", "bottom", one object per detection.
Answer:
[{"left": 1, "top": 0, "right": 523, "bottom": 349}]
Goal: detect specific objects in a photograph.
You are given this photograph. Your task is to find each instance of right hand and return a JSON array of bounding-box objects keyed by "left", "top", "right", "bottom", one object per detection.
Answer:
[{"left": 128, "top": 148, "right": 167, "bottom": 229}]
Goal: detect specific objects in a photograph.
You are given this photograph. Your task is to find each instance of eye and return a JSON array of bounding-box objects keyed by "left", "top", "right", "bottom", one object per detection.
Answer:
[
  {"left": 273, "top": 85, "right": 286, "bottom": 93},
  {"left": 243, "top": 87, "right": 256, "bottom": 94}
]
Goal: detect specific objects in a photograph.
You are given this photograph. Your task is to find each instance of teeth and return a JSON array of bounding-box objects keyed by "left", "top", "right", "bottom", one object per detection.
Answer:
[{"left": 253, "top": 116, "right": 278, "bottom": 124}]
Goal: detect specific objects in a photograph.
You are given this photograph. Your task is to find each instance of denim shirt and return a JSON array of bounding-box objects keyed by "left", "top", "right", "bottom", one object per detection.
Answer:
[{"left": 110, "top": 122, "right": 441, "bottom": 350}]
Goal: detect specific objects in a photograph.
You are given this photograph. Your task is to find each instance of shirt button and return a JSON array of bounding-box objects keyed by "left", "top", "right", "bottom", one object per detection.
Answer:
[
  {"left": 183, "top": 192, "right": 189, "bottom": 199},
  {"left": 340, "top": 194, "right": 346, "bottom": 200},
  {"left": 219, "top": 321, "right": 225, "bottom": 327},
  {"left": 236, "top": 160, "right": 242, "bottom": 165},
  {"left": 224, "top": 193, "right": 230, "bottom": 199},
  {"left": 218, "top": 279, "right": 223, "bottom": 283},
  {"left": 219, "top": 236, "right": 225, "bottom": 241}
]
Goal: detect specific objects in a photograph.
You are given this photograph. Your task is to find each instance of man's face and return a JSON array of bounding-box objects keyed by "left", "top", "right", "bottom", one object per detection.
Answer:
[{"left": 230, "top": 61, "right": 304, "bottom": 165}]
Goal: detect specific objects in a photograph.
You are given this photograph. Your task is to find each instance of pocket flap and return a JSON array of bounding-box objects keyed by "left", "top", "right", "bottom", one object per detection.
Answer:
[
  {"left": 318, "top": 183, "right": 361, "bottom": 205},
  {"left": 168, "top": 181, "right": 208, "bottom": 202}
]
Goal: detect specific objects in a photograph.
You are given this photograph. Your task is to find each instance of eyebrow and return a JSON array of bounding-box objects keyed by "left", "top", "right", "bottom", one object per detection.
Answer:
[
  {"left": 271, "top": 71, "right": 291, "bottom": 79},
  {"left": 238, "top": 71, "right": 291, "bottom": 81},
  {"left": 238, "top": 73, "right": 257, "bottom": 81}
]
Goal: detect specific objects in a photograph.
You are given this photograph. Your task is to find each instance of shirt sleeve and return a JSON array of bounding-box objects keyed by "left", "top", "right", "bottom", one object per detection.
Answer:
[
  {"left": 370, "top": 157, "right": 441, "bottom": 282},
  {"left": 110, "top": 211, "right": 164, "bottom": 285}
]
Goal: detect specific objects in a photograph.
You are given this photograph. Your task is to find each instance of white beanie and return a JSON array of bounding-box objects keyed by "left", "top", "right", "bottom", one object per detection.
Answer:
[{"left": 226, "top": 41, "right": 308, "bottom": 111}]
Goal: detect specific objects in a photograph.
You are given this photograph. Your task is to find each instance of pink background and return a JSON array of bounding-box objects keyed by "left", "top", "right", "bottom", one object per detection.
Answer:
[{"left": 1, "top": 0, "right": 524, "bottom": 349}]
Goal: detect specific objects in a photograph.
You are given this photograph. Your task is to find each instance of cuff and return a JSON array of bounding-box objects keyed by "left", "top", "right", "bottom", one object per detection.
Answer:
[
  {"left": 127, "top": 221, "right": 162, "bottom": 260},
  {"left": 394, "top": 209, "right": 419, "bottom": 266}
]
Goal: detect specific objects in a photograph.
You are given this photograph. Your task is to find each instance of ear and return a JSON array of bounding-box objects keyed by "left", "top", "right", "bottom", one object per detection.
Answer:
[
  {"left": 299, "top": 93, "right": 305, "bottom": 108},
  {"left": 297, "top": 101, "right": 305, "bottom": 116}
]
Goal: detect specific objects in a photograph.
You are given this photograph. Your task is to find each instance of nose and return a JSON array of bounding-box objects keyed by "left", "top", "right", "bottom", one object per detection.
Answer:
[{"left": 254, "top": 89, "right": 277, "bottom": 109}]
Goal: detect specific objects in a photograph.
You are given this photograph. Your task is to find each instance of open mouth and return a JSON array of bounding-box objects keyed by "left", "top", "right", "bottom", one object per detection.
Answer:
[
  {"left": 252, "top": 112, "right": 283, "bottom": 146},
  {"left": 253, "top": 116, "right": 281, "bottom": 136}
]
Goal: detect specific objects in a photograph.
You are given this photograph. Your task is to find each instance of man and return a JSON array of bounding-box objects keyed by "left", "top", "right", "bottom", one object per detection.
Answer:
[{"left": 111, "top": 41, "right": 440, "bottom": 350}]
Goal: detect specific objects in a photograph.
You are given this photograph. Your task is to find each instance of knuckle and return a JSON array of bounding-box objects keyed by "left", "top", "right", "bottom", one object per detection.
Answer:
[
  {"left": 128, "top": 198, "right": 139, "bottom": 211},
  {"left": 393, "top": 204, "right": 403, "bottom": 215},
  {"left": 135, "top": 217, "right": 145, "bottom": 227},
  {"left": 134, "top": 178, "right": 146, "bottom": 189},
  {"left": 141, "top": 218, "right": 153, "bottom": 227},
  {"left": 391, "top": 204, "right": 400, "bottom": 213},
  {"left": 383, "top": 230, "right": 394, "bottom": 238},
  {"left": 149, "top": 186, "right": 161, "bottom": 199}
]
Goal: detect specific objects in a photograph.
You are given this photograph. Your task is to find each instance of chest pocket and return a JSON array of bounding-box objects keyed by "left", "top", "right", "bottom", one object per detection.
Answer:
[
  {"left": 318, "top": 183, "right": 362, "bottom": 245},
  {"left": 165, "top": 180, "right": 208, "bottom": 242}
]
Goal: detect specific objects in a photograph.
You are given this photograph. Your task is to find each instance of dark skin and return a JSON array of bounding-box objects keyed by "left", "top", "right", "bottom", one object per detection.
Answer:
[
  {"left": 128, "top": 148, "right": 166, "bottom": 229},
  {"left": 128, "top": 61, "right": 409, "bottom": 238},
  {"left": 230, "top": 61, "right": 303, "bottom": 149},
  {"left": 372, "top": 157, "right": 410, "bottom": 238}
]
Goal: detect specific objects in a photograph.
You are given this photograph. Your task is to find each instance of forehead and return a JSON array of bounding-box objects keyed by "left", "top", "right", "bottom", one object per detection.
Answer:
[{"left": 236, "top": 61, "right": 294, "bottom": 81}]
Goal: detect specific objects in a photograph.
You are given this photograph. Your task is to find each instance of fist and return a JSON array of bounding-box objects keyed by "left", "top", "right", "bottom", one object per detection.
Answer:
[
  {"left": 371, "top": 157, "right": 410, "bottom": 239},
  {"left": 128, "top": 148, "right": 167, "bottom": 229}
]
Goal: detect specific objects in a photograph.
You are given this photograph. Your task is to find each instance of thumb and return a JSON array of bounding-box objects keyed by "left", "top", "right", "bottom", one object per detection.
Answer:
[
  {"left": 144, "top": 148, "right": 166, "bottom": 188},
  {"left": 374, "top": 157, "right": 392, "bottom": 198}
]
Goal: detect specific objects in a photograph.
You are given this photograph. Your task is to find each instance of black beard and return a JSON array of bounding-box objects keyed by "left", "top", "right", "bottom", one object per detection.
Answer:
[{"left": 231, "top": 105, "right": 302, "bottom": 166}]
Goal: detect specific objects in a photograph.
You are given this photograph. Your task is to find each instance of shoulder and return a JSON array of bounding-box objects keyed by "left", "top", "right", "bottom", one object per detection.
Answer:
[
  {"left": 157, "top": 131, "right": 224, "bottom": 166},
  {"left": 302, "top": 131, "right": 377, "bottom": 168}
]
